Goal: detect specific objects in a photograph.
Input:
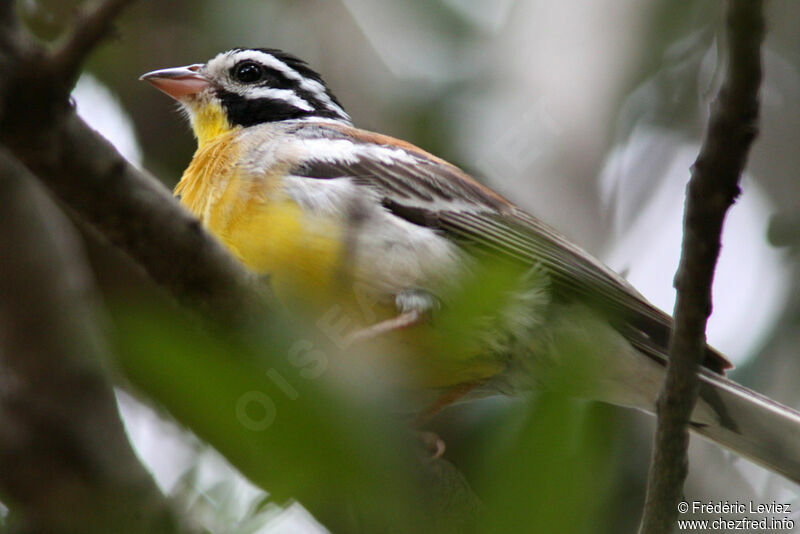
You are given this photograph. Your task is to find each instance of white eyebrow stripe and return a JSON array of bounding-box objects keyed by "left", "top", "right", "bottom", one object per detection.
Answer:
[
  {"left": 245, "top": 87, "right": 313, "bottom": 111},
  {"left": 229, "top": 50, "right": 300, "bottom": 78},
  {"left": 228, "top": 50, "right": 350, "bottom": 119}
]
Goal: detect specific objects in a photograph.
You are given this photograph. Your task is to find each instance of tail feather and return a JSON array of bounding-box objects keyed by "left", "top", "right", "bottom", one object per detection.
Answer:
[
  {"left": 528, "top": 304, "right": 800, "bottom": 483},
  {"left": 693, "top": 371, "right": 800, "bottom": 484}
]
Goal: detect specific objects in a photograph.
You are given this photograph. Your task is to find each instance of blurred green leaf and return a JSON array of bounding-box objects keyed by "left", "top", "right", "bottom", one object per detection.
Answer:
[
  {"left": 111, "top": 303, "right": 431, "bottom": 532},
  {"left": 476, "top": 394, "right": 618, "bottom": 534}
]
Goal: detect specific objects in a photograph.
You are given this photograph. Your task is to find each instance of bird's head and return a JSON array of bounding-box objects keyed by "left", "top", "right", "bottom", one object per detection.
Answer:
[{"left": 141, "top": 48, "right": 351, "bottom": 145}]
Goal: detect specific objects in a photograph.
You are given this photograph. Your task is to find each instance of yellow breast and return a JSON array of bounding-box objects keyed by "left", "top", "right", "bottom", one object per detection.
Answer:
[
  {"left": 176, "top": 129, "right": 353, "bottom": 313},
  {"left": 175, "top": 127, "right": 505, "bottom": 388}
]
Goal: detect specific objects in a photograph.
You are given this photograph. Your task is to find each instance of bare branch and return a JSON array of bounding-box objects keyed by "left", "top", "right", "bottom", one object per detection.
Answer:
[
  {"left": 0, "top": 147, "right": 199, "bottom": 534},
  {"left": 49, "top": 0, "right": 139, "bottom": 90},
  {"left": 0, "top": 2, "right": 267, "bottom": 326},
  {"left": 0, "top": 106, "right": 268, "bottom": 326},
  {"left": 638, "top": 2, "right": 765, "bottom": 533}
]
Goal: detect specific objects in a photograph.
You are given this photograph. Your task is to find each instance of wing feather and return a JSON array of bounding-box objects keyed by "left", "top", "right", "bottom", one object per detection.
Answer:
[{"left": 291, "top": 123, "right": 732, "bottom": 372}]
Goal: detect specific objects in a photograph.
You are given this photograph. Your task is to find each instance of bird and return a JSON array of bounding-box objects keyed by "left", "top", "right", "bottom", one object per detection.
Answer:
[{"left": 142, "top": 47, "right": 800, "bottom": 482}]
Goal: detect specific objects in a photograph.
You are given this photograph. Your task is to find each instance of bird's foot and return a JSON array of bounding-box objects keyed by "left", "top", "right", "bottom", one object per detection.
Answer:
[
  {"left": 345, "top": 289, "right": 438, "bottom": 345},
  {"left": 345, "top": 309, "right": 424, "bottom": 345}
]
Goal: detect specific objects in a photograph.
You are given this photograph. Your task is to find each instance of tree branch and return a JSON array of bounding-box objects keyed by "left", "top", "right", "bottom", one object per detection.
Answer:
[
  {"left": 0, "top": 1, "right": 266, "bottom": 328},
  {"left": 638, "top": 2, "right": 765, "bottom": 533},
  {"left": 49, "top": 0, "right": 139, "bottom": 91},
  {"left": 2, "top": 111, "right": 268, "bottom": 327},
  {"left": 0, "top": 148, "right": 199, "bottom": 534}
]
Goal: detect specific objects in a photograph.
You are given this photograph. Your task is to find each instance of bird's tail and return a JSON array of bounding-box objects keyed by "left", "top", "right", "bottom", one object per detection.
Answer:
[
  {"left": 514, "top": 303, "right": 800, "bottom": 483},
  {"left": 692, "top": 370, "right": 800, "bottom": 484}
]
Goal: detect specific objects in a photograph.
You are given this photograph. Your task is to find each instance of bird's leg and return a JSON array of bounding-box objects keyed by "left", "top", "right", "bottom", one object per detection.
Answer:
[
  {"left": 345, "top": 289, "right": 438, "bottom": 345},
  {"left": 346, "top": 309, "right": 423, "bottom": 344},
  {"left": 346, "top": 288, "right": 475, "bottom": 460},
  {"left": 412, "top": 380, "right": 484, "bottom": 459},
  {"left": 414, "top": 380, "right": 483, "bottom": 427}
]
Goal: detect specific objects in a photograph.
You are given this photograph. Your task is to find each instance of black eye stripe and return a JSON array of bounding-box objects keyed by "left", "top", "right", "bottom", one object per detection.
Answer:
[
  {"left": 255, "top": 67, "right": 292, "bottom": 88},
  {"left": 218, "top": 89, "right": 344, "bottom": 126},
  {"left": 230, "top": 62, "right": 303, "bottom": 91}
]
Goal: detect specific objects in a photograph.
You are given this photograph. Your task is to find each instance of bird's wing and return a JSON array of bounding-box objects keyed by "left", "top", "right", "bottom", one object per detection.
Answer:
[{"left": 289, "top": 122, "right": 731, "bottom": 373}]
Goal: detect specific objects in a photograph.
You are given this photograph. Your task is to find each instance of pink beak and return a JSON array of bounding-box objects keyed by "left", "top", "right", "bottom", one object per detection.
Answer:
[{"left": 139, "top": 64, "right": 210, "bottom": 100}]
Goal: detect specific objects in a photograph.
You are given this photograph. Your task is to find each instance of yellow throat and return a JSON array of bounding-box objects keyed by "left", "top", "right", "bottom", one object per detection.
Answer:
[{"left": 188, "top": 101, "right": 236, "bottom": 148}]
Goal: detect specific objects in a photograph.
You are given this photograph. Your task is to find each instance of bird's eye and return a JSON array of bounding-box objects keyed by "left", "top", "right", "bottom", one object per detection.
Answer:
[{"left": 232, "top": 61, "right": 263, "bottom": 83}]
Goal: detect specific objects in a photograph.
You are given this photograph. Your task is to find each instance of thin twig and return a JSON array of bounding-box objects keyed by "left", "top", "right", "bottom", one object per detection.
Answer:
[
  {"left": 48, "top": 0, "right": 139, "bottom": 89},
  {"left": 638, "top": 2, "right": 765, "bottom": 533}
]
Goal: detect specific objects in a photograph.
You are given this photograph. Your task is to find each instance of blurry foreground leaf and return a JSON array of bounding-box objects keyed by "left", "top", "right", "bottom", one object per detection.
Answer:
[
  {"left": 111, "top": 303, "right": 433, "bottom": 532},
  {"left": 476, "top": 393, "right": 617, "bottom": 533},
  {"left": 109, "top": 258, "right": 619, "bottom": 532}
]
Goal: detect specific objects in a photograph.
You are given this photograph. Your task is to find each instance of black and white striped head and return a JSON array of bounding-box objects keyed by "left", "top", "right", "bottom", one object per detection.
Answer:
[
  {"left": 203, "top": 48, "right": 351, "bottom": 125},
  {"left": 141, "top": 48, "right": 351, "bottom": 135}
]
